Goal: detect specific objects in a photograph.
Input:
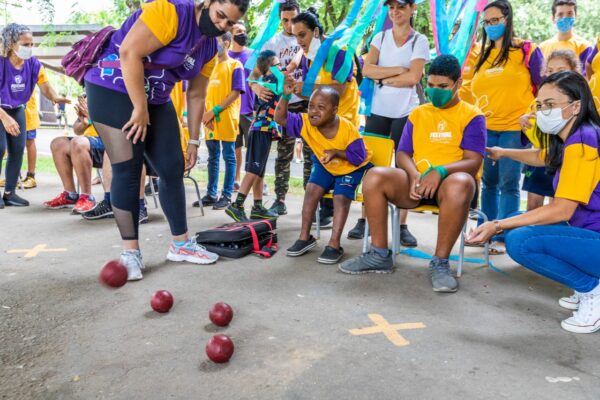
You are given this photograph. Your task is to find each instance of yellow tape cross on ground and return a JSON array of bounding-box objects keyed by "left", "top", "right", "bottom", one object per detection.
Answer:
[{"left": 349, "top": 314, "right": 426, "bottom": 347}]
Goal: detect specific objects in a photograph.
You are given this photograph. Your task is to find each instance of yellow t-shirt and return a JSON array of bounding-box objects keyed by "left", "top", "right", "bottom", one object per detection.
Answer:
[
  {"left": 399, "top": 101, "right": 487, "bottom": 179},
  {"left": 539, "top": 34, "right": 591, "bottom": 60},
  {"left": 170, "top": 81, "right": 189, "bottom": 155},
  {"left": 315, "top": 68, "right": 360, "bottom": 128},
  {"left": 589, "top": 37, "right": 600, "bottom": 111},
  {"left": 37, "top": 66, "right": 48, "bottom": 85},
  {"left": 286, "top": 113, "right": 372, "bottom": 176},
  {"left": 25, "top": 95, "right": 40, "bottom": 131},
  {"left": 458, "top": 43, "right": 479, "bottom": 105},
  {"left": 469, "top": 41, "right": 540, "bottom": 131},
  {"left": 84, "top": 124, "right": 98, "bottom": 138},
  {"left": 205, "top": 58, "right": 244, "bottom": 142}
]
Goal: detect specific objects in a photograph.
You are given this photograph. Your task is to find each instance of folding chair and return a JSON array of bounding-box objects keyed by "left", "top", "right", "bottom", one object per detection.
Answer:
[{"left": 184, "top": 171, "right": 205, "bottom": 216}]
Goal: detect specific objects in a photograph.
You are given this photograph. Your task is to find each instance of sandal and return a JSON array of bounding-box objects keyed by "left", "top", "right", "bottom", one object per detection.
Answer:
[{"left": 489, "top": 241, "right": 506, "bottom": 255}]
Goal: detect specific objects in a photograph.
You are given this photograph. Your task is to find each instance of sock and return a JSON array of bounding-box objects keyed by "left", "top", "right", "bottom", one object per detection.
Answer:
[
  {"left": 234, "top": 192, "right": 247, "bottom": 207},
  {"left": 372, "top": 246, "right": 390, "bottom": 258},
  {"left": 139, "top": 198, "right": 146, "bottom": 211},
  {"left": 104, "top": 192, "right": 111, "bottom": 206},
  {"left": 81, "top": 193, "right": 95, "bottom": 201},
  {"left": 173, "top": 240, "right": 188, "bottom": 247},
  {"left": 400, "top": 224, "right": 408, "bottom": 230},
  {"left": 254, "top": 199, "right": 263, "bottom": 208},
  {"left": 26, "top": 172, "right": 35, "bottom": 178},
  {"left": 431, "top": 255, "right": 449, "bottom": 264},
  {"left": 67, "top": 191, "right": 79, "bottom": 201}
]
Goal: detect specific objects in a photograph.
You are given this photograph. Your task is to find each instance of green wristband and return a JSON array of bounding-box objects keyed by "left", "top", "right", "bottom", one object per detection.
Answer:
[
  {"left": 433, "top": 166, "right": 449, "bottom": 180},
  {"left": 282, "top": 93, "right": 292, "bottom": 101},
  {"left": 212, "top": 105, "right": 223, "bottom": 122}
]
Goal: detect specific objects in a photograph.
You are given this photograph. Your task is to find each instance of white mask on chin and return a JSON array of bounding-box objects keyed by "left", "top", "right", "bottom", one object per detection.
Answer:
[{"left": 306, "top": 36, "right": 321, "bottom": 60}]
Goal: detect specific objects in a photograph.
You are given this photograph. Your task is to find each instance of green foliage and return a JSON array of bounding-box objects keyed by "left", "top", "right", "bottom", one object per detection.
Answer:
[{"left": 68, "top": 0, "right": 141, "bottom": 26}]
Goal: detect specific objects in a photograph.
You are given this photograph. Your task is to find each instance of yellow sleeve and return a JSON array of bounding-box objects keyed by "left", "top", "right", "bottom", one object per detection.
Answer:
[
  {"left": 200, "top": 56, "right": 217, "bottom": 79},
  {"left": 37, "top": 66, "right": 48, "bottom": 85},
  {"left": 555, "top": 144, "right": 600, "bottom": 204},
  {"left": 139, "top": 0, "right": 179, "bottom": 46},
  {"left": 458, "top": 46, "right": 478, "bottom": 105}
]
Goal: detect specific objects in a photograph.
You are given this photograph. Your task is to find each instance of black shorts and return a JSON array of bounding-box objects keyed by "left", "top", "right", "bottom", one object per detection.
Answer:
[
  {"left": 68, "top": 136, "right": 105, "bottom": 169},
  {"left": 236, "top": 113, "right": 254, "bottom": 148},
  {"left": 364, "top": 114, "right": 409, "bottom": 151},
  {"left": 245, "top": 130, "right": 273, "bottom": 178},
  {"left": 522, "top": 165, "right": 555, "bottom": 197}
]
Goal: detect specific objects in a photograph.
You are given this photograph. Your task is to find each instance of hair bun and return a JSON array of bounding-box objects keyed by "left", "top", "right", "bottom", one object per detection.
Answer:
[{"left": 306, "top": 7, "right": 319, "bottom": 17}]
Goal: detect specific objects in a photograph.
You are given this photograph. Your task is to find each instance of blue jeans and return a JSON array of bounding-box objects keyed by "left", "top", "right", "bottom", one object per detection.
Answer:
[
  {"left": 506, "top": 224, "right": 600, "bottom": 293},
  {"left": 481, "top": 130, "right": 523, "bottom": 241},
  {"left": 206, "top": 140, "right": 236, "bottom": 199}
]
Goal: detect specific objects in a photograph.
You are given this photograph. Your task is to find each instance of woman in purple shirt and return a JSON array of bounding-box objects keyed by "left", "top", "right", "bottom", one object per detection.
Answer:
[
  {"left": 0, "top": 23, "right": 69, "bottom": 208},
  {"left": 84, "top": 0, "right": 249, "bottom": 281}
]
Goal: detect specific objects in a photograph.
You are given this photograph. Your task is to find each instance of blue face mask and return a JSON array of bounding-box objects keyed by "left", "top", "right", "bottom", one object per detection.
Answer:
[
  {"left": 556, "top": 17, "right": 575, "bottom": 33},
  {"left": 217, "top": 44, "right": 224, "bottom": 56},
  {"left": 485, "top": 23, "right": 506, "bottom": 41}
]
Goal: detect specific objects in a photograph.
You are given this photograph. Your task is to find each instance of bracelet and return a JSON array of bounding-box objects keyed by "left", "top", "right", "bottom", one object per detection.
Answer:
[
  {"left": 433, "top": 166, "right": 448, "bottom": 180},
  {"left": 188, "top": 139, "right": 200, "bottom": 146},
  {"left": 282, "top": 93, "right": 292, "bottom": 101},
  {"left": 212, "top": 105, "right": 224, "bottom": 122},
  {"left": 493, "top": 220, "right": 504, "bottom": 234}
]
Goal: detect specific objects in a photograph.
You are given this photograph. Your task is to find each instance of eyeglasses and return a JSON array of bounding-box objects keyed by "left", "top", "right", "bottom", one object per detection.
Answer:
[
  {"left": 482, "top": 16, "right": 506, "bottom": 26},
  {"left": 534, "top": 101, "right": 575, "bottom": 116}
]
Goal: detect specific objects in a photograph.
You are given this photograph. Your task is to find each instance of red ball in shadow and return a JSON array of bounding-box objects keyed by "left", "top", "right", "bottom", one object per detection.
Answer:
[
  {"left": 151, "top": 290, "right": 174, "bottom": 313},
  {"left": 209, "top": 302, "right": 234, "bottom": 327},
  {"left": 206, "top": 334, "right": 234, "bottom": 363}
]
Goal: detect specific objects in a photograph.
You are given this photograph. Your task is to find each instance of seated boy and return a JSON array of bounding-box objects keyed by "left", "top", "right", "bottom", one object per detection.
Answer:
[
  {"left": 274, "top": 85, "right": 372, "bottom": 265},
  {"left": 339, "top": 55, "right": 487, "bottom": 293},
  {"left": 226, "top": 50, "right": 282, "bottom": 221}
]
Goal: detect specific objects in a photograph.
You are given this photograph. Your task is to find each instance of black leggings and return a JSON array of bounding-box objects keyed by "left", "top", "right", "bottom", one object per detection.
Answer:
[
  {"left": 85, "top": 83, "right": 186, "bottom": 240},
  {"left": 0, "top": 106, "right": 26, "bottom": 192},
  {"left": 364, "top": 114, "right": 409, "bottom": 151}
]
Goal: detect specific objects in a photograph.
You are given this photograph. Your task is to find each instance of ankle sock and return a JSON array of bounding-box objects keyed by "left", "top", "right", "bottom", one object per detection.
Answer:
[
  {"left": 372, "top": 246, "right": 390, "bottom": 258},
  {"left": 26, "top": 172, "right": 35, "bottom": 178},
  {"left": 173, "top": 240, "right": 188, "bottom": 247},
  {"left": 234, "top": 192, "right": 247, "bottom": 207},
  {"left": 67, "top": 191, "right": 79, "bottom": 201},
  {"left": 104, "top": 192, "right": 111, "bottom": 206},
  {"left": 254, "top": 199, "right": 263, "bottom": 208},
  {"left": 139, "top": 198, "right": 146, "bottom": 211}
]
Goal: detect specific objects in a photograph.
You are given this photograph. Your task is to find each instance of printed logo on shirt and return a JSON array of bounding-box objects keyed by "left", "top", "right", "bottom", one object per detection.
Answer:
[
  {"left": 429, "top": 120, "right": 452, "bottom": 143},
  {"left": 342, "top": 175, "right": 354, "bottom": 185},
  {"left": 485, "top": 67, "right": 504, "bottom": 76},
  {"left": 210, "top": 79, "right": 221, "bottom": 86},
  {"left": 184, "top": 55, "right": 196, "bottom": 71},
  {"left": 474, "top": 95, "right": 494, "bottom": 119},
  {"left": 11, "top": 75, "right": 25, "bottom": 93}
]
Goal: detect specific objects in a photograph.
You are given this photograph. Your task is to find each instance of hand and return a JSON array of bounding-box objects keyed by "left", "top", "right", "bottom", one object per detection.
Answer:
[
  {"left": 253, "top": 84, "right": 274, "bottom": 102},
  {"left": 465, "top": 221, "right": 496, "bottom": 245},
  {"left": 122, "top": 106, "right": 149, "bottom": 144},
  {"left": 320, "top": 149, "right": 338, "bottom": 164},
  {"left": 409, "top": 174, "right": 422, "bottom": 201},
  {"left": 283, "top": 76, "right": 295, "bottom": 97},
  {"left": 74, "top": 105, "right": 90, "bottom": 125},
  {"left": 293, "top": 81, "right": 304, "bottom": 96},
  {"left": 519, "top": 111, "right": 535, "bottom": 131},
  {"left": 185, "top": 143, "right": 198, "bottom": 172},
  {"left": 53, "top": 96, "right": 71, "bottom": 105},
  {"left": 202, "top": 110, "right": 215, "bottom": 126},
  {"left": 486, "top": 146, "right": 505, "bottom": 164},
  {"left": 1, "top": 115, "right": 20, "bottom": 136},
  {"left": 77, "top": 96, "right": 89, "bottom": 117},
  {"left": 416, "top": 170, "right": 441, "bottom": 199}
]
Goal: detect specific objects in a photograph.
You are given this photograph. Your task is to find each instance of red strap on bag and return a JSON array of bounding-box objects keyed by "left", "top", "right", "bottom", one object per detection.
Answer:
[{"left": 245, "top": 220, "right": 278, "bottom": 258}]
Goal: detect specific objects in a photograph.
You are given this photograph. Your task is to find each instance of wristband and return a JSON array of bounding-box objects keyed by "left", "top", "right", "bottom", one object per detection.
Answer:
[
  {"left": 188, "top": 139, "right": 200, "bottom": 146},
  {"left": 212, "top": 105, "right": 224, "bottom": 122},
  {"left": 433, "top": 166, "right": 448, "bottom": 180},
  {"left": 282, "top": 93, "right": 292, "bottom": 101}
]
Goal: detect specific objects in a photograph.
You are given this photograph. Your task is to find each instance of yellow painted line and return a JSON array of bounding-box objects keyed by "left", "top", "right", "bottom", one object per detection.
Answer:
[
  {"left": 349, "top": 313, "right": 426, "bottom": 347},
  {"left": 7, "top": 244, "right": 67, "bottom": 258}
]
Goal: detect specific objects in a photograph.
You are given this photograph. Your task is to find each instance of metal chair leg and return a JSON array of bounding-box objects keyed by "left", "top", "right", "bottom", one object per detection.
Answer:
[
  {"left": 148, "top": 176, "right": 159, "bottom": 209},
  {"left": 185, "top": 174, "right": 204, "bottom": 217},
  {"left": 471, "top": 208, "right": 490, "bottom": 266},
  {"left": 458, "top": 221, "right": 467, "bottom": 277},
  {"left": 391, "top": 206, "right": 400, "bottom": 266},
  {"left": 315, "top": 201, "right": 321, "bottom": 240},
  {"left": 362, "top": 219, "right": 370, "bottom": 254}
]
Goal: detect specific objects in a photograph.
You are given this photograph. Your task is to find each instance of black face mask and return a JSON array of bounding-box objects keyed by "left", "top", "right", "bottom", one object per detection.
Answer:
[
  {"left": 233, "top": 33, "right": 248, "bottom": 47},
  {"left": 199, "top": 7, "right": 225, "bottom": 38}
]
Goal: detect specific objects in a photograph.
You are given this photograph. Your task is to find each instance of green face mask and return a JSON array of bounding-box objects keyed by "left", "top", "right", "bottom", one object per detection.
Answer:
[{"left": 426, "top": 86, "right": 455, "bottom": 108}]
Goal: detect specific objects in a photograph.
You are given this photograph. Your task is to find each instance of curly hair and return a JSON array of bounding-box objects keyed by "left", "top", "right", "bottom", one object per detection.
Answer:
[{"left": 1, "top": 23, "right": 31, "bottom": 57}]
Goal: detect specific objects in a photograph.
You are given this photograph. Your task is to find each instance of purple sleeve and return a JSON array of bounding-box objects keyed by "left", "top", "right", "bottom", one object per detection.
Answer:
[
  {"left": 300, "top": 55, "right": 309, "bottom": 79},
  {"left": 397, "top": 120, "right": 414, "bottom": 156},
  {"left": 182, "top": 80, "right": 188, "bottom": 92},
  {"left": 232, "top": 67, "right": 245, "bottom": 94},
  {"left": 459, "top": 115, "right": 487, "bottom": 157},
  {"left": 588, "top": 45, "right": 598, "bottom": 65},
  {"left": 580, "top": 47, "right": 593, "bottom": 75},
  {"left": 528, "top": 47, "right": 545, "bottom": 87},
  {"left": 285, "top": 112, "right": 303, "bottom": 138},
  {"left": 346, "top": 138, "right": 368, "bottom": 166},
  {"left": 331, "top": 50, "right": 353, "bottom": 83}
]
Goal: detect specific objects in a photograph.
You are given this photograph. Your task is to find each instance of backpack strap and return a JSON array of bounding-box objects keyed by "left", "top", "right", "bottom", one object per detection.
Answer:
[{"left": 245, "top": 220, "right": 278, "bottom": 258}]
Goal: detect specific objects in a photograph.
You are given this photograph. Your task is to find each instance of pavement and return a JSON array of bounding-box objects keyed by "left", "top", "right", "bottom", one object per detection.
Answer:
[{"left": 1, "top": 173, "right": 600, "bottom": 399}]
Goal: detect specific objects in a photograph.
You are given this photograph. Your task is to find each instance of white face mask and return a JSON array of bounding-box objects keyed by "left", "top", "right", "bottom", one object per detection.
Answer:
[
  {"left": 306, "top": 35, "right": 321, "bottom": 60},
  {"left": 536, "top": 103, "right": 576, "bottom": 135},
  {"left": 15, "top": 45, "right": 33, "bottom": 60}
]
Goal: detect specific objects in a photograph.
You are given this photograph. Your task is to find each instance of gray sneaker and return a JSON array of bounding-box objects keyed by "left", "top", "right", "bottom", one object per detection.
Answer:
[
  {"left": 429, "top": 258, "right": 457, "bottom": 293},
  {"left": 338, "top": 250, "right": 394, "bottom": 274},
  {"left": 120, "top": 249, "right": 145, "bottom": 281}
]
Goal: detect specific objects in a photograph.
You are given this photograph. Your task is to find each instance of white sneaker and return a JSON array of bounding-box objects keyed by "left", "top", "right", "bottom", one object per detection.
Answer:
[
  {"left": 120, "top": 249, "right": 144, "bottom": 281},
  {"left": 559, "top": 292, "right": 580, "bottom": 310},
  {"left": 561, "top": 292, "right": 600, "bottom": 334},
  {"left": 166, "top": 238, "right": 219, "bottom": 265}
]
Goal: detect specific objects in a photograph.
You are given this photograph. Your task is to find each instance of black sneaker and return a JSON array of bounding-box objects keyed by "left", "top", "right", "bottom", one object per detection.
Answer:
[
  {"left": 312, "top": 214, "right": 333, "bottom": 228},
  {"left": 400, "top": 225, "right": 418, "bottom": 247},
  {"left": 269, "top": 200, "right": 287, "bottom": 215},
  {"left": 318, "top": 246, "right": 344, "bottom": 264},
  {"left": 287, "top": 236, "right": 317, "bottom": 257},
  {"left": 348, "top": 218, "right": 367, "bottom": 240},
  {"left": 225, "top": 205, "right": 249, "bottom": 222},
  {"left": 3, "top": 192, "right": 29, "bottom": 207},
  {"left": 82, "top": 200, "right": 114, "bottom": 220},
  {"left": 194, "top": 194, "right": 217, "bottom": 208},
  {"left": 144, "top": 178, "right": 159, "bottom": 196},
  {"left": 250, "top": 205, "right": 279, "bottom": 220},
  {"left": 139, "top": 207, "right": 149, "bottom": 224},
  {"left": 338, "top": 250, "right": 394, "bottom": 274},
  {"left": 213, "top": 196, "right": 231, "bottom": 210}
]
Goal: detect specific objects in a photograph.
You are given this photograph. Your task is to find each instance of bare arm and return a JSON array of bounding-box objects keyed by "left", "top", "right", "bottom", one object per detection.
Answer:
[
  {"left": 38, "top": 82, "right": 69, "bottom": 105},
  {"left": 442, "top": 150, "right": 483, "bottom": 178},
  {"left": 396, "top": 151, "right": 422, "bottom": 201},
  {"left": 362, "top": 46, "right": 409, "bottom": 80},
  {"left": 73, "top": 118, "right": 88, "bottom": 136},
  {"left": 202, "top": 90, "right": 242, "bottom": 128},
  {"left": 380, "top": 59, "right": 426, "bottom": 88},
  {"left": 487, "top": 146, "right": 546, "bottom": 167},
  {"left": 187, "top": 73, "right": 210, "bottom": 141}
]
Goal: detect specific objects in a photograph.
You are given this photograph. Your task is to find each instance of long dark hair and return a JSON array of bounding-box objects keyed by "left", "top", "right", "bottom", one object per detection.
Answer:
[
  {"left": 292, "top": 7, "right": 324, "bottom": 37},
  {"left": 474, "top": 0, "right": 517, "bottom": 73},
  {"left": 536, "top": 71, "right": 600, "bottom": 174}
]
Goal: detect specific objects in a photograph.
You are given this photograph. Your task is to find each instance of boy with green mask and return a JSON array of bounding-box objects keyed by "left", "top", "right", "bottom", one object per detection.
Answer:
[{"left": 339, "top": 55, "right": 487, "bottom": 294}]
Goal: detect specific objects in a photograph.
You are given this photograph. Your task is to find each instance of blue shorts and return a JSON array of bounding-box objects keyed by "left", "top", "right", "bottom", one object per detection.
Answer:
[
  {"left": 26, "top": 130, "right": 36, "bottom": 140},
  {"left": 308, "top": 156, "right": 372, "bottom": 200},
  {"left": 522, "top": 165, "right": 555, "bottom": 198},
  {"left": 86, "top": 136, "right": 105, "bottom": 152}
]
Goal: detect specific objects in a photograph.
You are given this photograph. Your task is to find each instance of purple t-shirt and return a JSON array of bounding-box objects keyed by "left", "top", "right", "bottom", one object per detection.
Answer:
[
  {"left": 0, "top": 56, "right": 42, "bottom": 109},
  {"left": 229, "top": 48, "right": 255, "bottom": 115},
  {"left": 588, "top": 45, "right": 598, "bottom": 65},
  {"left": 84, "top": 0, "right": 217, "bottom": 105}
]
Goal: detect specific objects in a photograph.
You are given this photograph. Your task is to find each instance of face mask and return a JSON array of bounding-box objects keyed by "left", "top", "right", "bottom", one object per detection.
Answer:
[
  {"left": 484, "top": 23, "right": 506, "bottom": 41},
  {"left": 199, "top": 7, "right": 225, "bottom": 38},
  {"left": 306, "top": 36, "right": 321, "bottom": 60},
  {"left": 536, "top": 103, "right": 576, "bottom": 135},
  {"left": 425, "top": 86, "right": 455, "bottom": 108},
  {"left": 15, "top": 45, "right": 33, "bottom": 60},
  {"left": 217, "top": 44, "right": 225, "bottom": 56},
  {"left": 233, "top": 33, "right": 248, "bottom": 47},
  {"left": 556, "top": 17, "right": 575, "bottom": 33}
]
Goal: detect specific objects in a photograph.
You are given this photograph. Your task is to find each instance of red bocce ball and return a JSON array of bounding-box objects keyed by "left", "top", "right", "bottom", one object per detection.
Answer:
[
  {"left": 150, "top": 290, "right": 174, "bottom": 313},
  {"left": 206, "top": 334, "right": 234, "bottom": 363},
  {"left": 209, "top": 302, "right": 234, "bottom": 327},
  {"left": 99, "top": 260, "right": 128, "bottom": 288}
]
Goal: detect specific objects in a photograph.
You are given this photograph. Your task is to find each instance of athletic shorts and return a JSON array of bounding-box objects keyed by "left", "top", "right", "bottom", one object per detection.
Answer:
[
  {"left": 522, "top": 165, "right": 555, "bottom": 198},
  {"left": 236, "top": 113, "right": 254, "bottom": 149},
  {"left": 245, "top": 129, "right": 272, "bottom": 178},
  {"left": 308, "top": 156, "right": 372, "bottom": 200},
  {"left": 26, "top": 130, "right": 36, "bottom": 140},
  {"left": 67, "top": 136, "right": 105, "bottom": 169},
  {"left": 364, "top": 114, "right": 409, "bottom": 151}
]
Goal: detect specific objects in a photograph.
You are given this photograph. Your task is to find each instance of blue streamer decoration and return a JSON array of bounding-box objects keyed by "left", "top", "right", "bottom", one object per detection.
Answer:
[
  {"left": 399, "top": 248, "right": 508, "bottom": 276},
  {"left": 244, "top": 0, "right": 282, "bottom": 72}
]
